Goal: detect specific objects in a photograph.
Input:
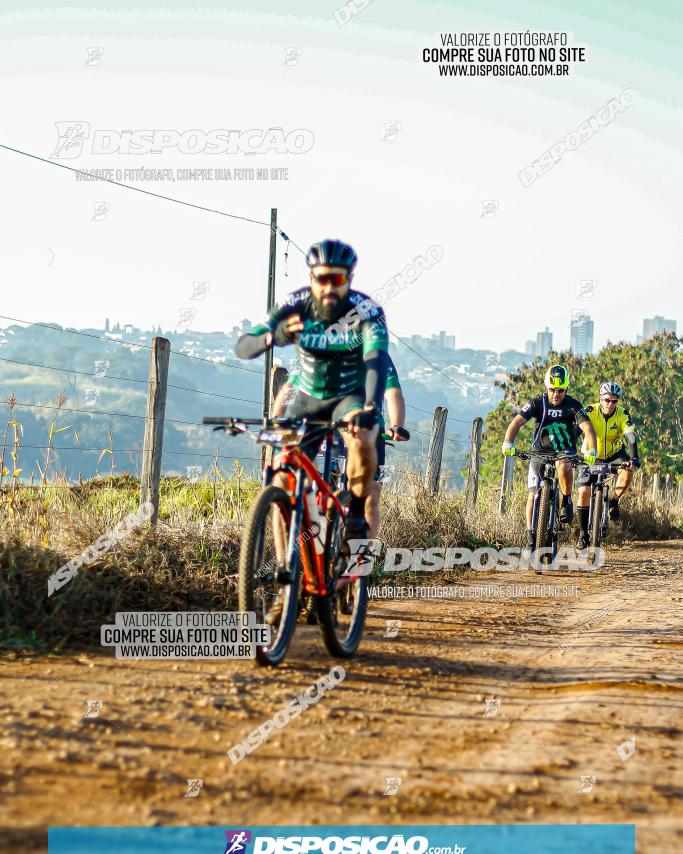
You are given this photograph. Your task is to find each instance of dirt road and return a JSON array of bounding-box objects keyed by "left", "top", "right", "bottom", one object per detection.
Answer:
[{"left": 2, "top": 541, "right": 682, "bottom": 853}]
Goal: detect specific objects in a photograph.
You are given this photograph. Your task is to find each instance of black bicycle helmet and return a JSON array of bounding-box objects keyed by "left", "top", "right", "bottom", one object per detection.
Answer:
[{"left": 306, "top": 239, "right": 358, "bottom": 272}]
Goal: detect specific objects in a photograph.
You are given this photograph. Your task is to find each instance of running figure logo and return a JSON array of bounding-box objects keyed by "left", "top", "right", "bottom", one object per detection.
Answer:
[
  {"left": 223, "top": 831, "right": 252, "bottom": 854},
  {"left": 51, "top": 122, "right": 90, "bottom": 159}
]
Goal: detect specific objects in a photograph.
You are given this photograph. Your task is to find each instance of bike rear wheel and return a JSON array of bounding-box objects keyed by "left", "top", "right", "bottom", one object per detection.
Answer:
[
  {"left": 316, "top": 491, "right": 368, "bottom": 658},
  {"left": 238, "top": 485, "right": 299, "bottom": 666}
]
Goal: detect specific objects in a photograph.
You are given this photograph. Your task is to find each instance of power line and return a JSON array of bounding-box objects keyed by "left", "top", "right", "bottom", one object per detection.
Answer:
[
  {"left": 388, "top": 328, "right": 489, "bottom": 404},
  {"left": 405, "top": 401, "right": 470, "bottom": 424},
  {"left": 0, "top": 142, "right": 276, "bottom": 228},
  {"left": 15, "top": 444, "right": 258, "bottom": 462},
  {"left": 0, "top": 354, "right": 261, "bottom": 405},
  {"left": 13, "top": 399, "right": 205, "bottom": 427},
  {"left": 0, "top": 314, "right": 264, "bottom": 376}
]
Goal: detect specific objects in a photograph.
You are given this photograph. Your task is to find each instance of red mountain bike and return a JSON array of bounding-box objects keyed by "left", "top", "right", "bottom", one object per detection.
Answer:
[{"left": 203, "top": 416, "right": 370, "bottom": 667}]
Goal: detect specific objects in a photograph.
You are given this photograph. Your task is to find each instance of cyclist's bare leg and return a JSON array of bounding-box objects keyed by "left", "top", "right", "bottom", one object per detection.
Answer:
[
  {"left": 526, "top": 490, "right": 535, "bottom": 529},
  {"left": 556, "top": 459, "right": 573, "bottom": 496},
  {"left": 614, "top": 468, "right": 633, "bottom": 499},
  {"left": 341, "top": 411, "right": 379, "bottom": 500},
  {"left": 577, "top": 485, "right": 591, "bottom": 508},
  {"left": 366, "top": 481, "right": 382, "bottom": 539}
]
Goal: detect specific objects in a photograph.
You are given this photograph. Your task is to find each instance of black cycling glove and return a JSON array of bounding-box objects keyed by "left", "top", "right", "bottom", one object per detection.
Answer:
[
  {"left": 273, "top": 318, "right": 296, "bottom": 348},
  {"left": 390, "top": 426, "right": 410, "bottom": 440}
]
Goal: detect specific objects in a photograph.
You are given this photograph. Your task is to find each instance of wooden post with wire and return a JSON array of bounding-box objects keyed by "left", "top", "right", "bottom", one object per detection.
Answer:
[
  {"left": 425, "top": 407, "right": 448, "bottom": 492},
  {"left": 465, "top": 417, "right": 483, "bottom": 505},
  {"left": 651, "top": 471, "right": 660, "bottom": 503},
  {"left": 264, "top": 366, "right": 289, "bottom": 470},
  {"left": 261, "top": 208, "right": 278, "bottom": 475},
  {"left": 498, "top": 453, "right": 515, "bottom": 515},
  {"left": 140, "top": 336, "right": 170, "bottom": 526}
]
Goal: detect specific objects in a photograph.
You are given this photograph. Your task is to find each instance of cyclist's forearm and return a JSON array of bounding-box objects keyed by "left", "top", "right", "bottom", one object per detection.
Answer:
[
  {"left": 363, "top": 349, "right": 388, "bottom": 409},
  {"left": 236, "top": 331, "right": 271, "bottom": 360},
  {"left": 624, "top": 432, "right": 639, "bottom": 459},
  {"left": 385, "top": 387, "right": 405, "bottom": 427},
  {"left": 505, "top": 415, "right": 525, "bottom": 443},
  {"left": 580, "top": 421, "right": 597, "bottom": 448}
]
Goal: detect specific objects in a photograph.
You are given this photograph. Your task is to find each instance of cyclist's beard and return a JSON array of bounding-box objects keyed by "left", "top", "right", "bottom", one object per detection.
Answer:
[{"left": 312, "top": 291, "right": 349, "bottom": 323}]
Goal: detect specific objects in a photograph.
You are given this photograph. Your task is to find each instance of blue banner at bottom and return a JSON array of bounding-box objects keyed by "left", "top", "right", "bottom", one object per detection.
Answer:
[{"left": 48, "top": 824, "right": 634, "bottom": 854}]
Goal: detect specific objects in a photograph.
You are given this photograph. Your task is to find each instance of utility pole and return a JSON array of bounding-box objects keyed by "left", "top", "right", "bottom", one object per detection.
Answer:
[{"left": 261, "top": 208, "right": 278, "bottom": 472}]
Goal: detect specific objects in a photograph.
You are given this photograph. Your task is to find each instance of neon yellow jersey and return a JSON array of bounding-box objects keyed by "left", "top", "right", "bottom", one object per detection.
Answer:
[{"left": 582, "top": 403, "right": 635, "bottom": 460}]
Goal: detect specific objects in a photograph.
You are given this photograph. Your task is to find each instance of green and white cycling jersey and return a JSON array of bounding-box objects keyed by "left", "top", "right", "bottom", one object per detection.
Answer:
[
  {"left": 288, "top": 352, "right": 400, "bottom": 394},
  {"left": 247, "top": 286, "right": 389, "bottom": 400}
]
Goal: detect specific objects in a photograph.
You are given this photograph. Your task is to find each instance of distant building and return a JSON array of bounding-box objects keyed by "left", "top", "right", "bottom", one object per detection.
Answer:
[
  {"left": 570, "top": 313, "right": 594, "bottom": 355},
  {"left": 240, "top": 319, "right": 252, "bottom": 333},
  {"left": 525, "top": 340, "right": 536, "bottom": 357},
  {"left": 444, "top": 334, "right": 456, "bottom": 349},
  {"left": 642, "top": 316, "right": 676, "bottom": 339},
  {"left": 536, "top": 327, "right": 553, "bottom": 359}
]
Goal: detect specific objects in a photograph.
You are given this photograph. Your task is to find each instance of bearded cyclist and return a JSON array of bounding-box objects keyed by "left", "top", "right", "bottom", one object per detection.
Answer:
[
  {"left": 574, "top": 381, "right": 641, "bottom": 549},
  {"left": 236, "top": 238, "right": 389, "bottom": 545},
  {"left": 501, "top": 364, "right": 598, "bottom": 553}
]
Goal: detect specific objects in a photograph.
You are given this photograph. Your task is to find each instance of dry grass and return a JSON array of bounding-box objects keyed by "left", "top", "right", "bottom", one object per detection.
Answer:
[{"left": 1, "top": 463, "right": 681, "bottom": 650}]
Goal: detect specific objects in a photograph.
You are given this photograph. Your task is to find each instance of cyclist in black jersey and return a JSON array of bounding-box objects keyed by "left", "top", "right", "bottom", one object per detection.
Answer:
[
  {"left": 502, "top": 364, "right": 597, "bottom": 551},
  {"left": 236, "top": 238, "right": 389, "bottom": 541}
]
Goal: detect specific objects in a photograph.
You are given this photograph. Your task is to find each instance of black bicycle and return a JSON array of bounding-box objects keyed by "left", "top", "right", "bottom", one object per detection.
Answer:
[
  {"left": 514, "top": 449, "right": 581, "bottom": 571},
  {"left": 585, "top": 461, "right": 631, "bottom": 554}
]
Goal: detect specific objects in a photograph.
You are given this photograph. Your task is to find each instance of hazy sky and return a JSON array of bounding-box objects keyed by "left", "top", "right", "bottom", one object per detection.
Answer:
[{"left": 1, "top": 0, "right": 681, "bottom": 353}]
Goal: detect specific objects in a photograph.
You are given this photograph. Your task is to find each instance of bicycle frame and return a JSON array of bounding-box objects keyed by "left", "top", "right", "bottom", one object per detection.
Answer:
[
  {"left": 264, "top": 428, "right": 349, "bottom": 599},
  {"left": 586, "top": 463, "right": 625, "bottom": 542}
]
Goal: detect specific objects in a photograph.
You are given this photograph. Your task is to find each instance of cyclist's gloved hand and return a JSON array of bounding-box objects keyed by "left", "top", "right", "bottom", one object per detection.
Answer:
[
  {"left": 349, "top": 406, "right": 380, "bottom": 430},
  {"left": 388, "top": 425, "right": 410, "bottom": 441},
  {"left": 501, "top": 441, "right": 515, "bottom": 456},
  {"left": 272, "top": 314, "right": 304, "bottom": 347},
  {"left": 630, "top": 457, "right": 641, "bottom": 469},
  {"left": 585, "top": 448, "right": 598, "bottom": 465}
]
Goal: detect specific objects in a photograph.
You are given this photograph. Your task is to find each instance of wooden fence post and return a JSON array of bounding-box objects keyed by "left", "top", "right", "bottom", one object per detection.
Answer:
[
  {"left": 263, "top": 366, "right": 289, "bottom": 471},
  {"left": 664, "top": 473, "right": 673, "bottom": 504},
  {"left": 425, "top": 406, "right": 447, "bottom": 493},
  {"left": 140, "top": 337, "right": 170, "bottom": 526},
  {"left": 465, "top": 417, "right": 483, "bottom": 505},
  {"left": 498, "top": 453, "right": 515, "bottom": 515},
  {"left": 677, "top": 477, "right": 683, "bottom": 508},
  {"left": 651, "top": 471, "right": 660, "bottom": 503}
]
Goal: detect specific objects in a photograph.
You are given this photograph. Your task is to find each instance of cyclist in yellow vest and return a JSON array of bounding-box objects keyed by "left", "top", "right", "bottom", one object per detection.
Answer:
[{"left": 575, "top": 381, "right": 641, "bottom": 549}]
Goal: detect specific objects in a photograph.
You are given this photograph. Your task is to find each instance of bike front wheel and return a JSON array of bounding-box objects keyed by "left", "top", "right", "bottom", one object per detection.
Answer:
[
  {"left": 239, "top": 485, "right": 299, "bottom": 666},
  {"left": 316, "top": 491, "right": 368, "bottom": 658},
  {"left": 590, "top": 488, "right": 604, "bottom": 550},
  {"left": 534, "top": 481, "right": 555, "bottom": 567}
]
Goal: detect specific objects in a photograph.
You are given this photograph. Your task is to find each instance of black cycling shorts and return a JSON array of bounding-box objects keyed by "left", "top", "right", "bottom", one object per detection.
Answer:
[
  {"left": 575, "top": 449, "right": 630, "bottom": 487},
  {"left": 284, "top": 389, "right": 366, "bottom": 460}
]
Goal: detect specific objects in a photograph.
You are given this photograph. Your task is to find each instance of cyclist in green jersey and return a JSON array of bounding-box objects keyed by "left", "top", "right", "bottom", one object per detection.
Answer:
[{"left": 236, "top": 239, "right": 390, "bottom": 541}]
